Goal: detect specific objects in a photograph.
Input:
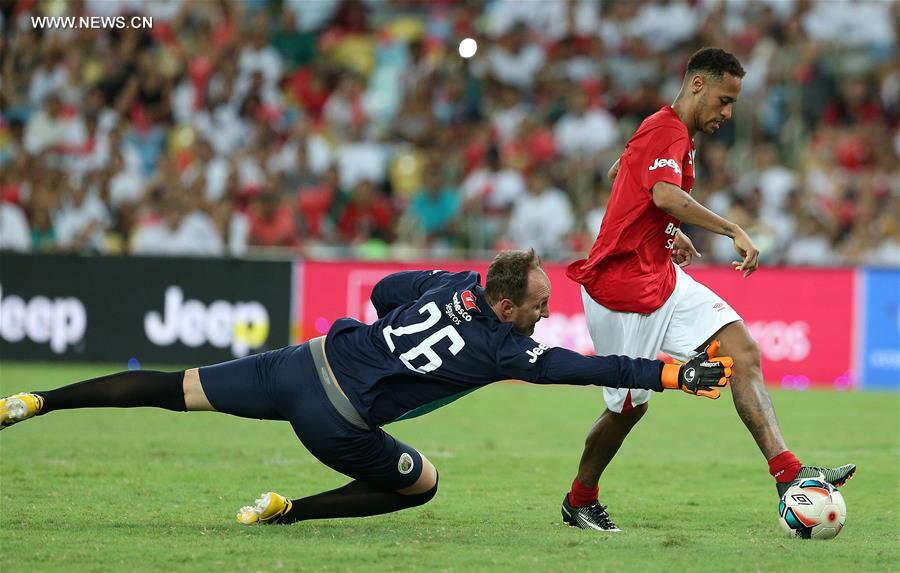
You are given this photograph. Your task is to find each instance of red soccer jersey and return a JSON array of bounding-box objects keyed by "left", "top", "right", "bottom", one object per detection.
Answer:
[{"left": 567, "top": 106, "right": 695, "bottom": 314}]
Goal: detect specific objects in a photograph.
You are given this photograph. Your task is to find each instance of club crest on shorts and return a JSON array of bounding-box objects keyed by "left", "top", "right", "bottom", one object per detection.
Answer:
[{"left": 398, "top": 452, "right": 414, "bottom": 474}]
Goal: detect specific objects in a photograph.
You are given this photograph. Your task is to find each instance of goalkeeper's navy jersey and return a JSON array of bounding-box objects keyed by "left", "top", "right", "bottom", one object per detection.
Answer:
[{"left": 324, "top": 270, "right": 663, "bottom": 427}]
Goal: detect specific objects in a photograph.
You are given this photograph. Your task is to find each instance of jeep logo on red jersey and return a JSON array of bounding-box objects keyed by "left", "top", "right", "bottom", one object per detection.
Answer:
[
  {"left": 461, "top": 290, "right": 479, "bottom": 312},
  {"left": 648, "top": 158, "right": 681, "bottom": 174}
]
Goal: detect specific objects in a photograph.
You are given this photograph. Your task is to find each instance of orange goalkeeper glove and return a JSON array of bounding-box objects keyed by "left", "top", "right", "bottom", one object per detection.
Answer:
[{"left": 661, "top": 340, "right": 733, "bottom": 399}]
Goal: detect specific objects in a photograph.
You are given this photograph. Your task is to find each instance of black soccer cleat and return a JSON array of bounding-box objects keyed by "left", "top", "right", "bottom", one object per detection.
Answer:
[
  {"left": 776, "top": 463, "right": 857, "bottom": 497},
  {"left": 561, "top": 494, "right": 621, "bottom": 532}
]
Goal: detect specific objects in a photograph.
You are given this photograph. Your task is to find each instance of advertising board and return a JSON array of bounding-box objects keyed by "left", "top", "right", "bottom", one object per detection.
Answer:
[{"left": 0, "top": 253, "right": 292, "bottom": 364}]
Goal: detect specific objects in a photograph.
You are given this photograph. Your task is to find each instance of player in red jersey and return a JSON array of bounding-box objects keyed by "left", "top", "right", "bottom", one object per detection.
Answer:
[{"left": 560, "top": 48, "right": 855, "bottom": 532}]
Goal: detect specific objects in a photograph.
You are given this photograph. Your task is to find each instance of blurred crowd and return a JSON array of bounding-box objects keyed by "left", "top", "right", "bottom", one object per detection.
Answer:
[{"left": 0, "top": 0, "right": 897, "bottom": 266}]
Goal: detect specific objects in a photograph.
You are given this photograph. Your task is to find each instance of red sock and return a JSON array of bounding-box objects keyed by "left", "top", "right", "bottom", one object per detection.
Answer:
[
  {"left": 567, "top": 479, "right": 599, "bottom": 508},
  {"left": 768, "top": 451, "right": 802, "bottom": 483}
]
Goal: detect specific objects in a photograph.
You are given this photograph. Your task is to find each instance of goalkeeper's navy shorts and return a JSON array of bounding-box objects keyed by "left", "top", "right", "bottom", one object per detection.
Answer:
[{"left": 198, "top": 338, "right": 424, "bottom": 491}]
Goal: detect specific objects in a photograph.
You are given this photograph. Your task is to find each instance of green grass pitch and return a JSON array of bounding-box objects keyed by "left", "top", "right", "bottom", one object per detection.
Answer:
[{"left": 1, "top": 361, "right": 898, "bottom": 572}]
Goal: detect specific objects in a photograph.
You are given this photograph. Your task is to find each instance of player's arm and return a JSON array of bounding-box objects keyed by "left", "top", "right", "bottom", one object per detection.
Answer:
[
  {"left": 652, "top": 181, "right": 759, "bottom": 277},
  {"left": 672, "top": 228, "right": 701, "bottom": 268},
  {"left": 502, "top": 339, "right": 733, "bottom": 398},
  {"left": 607, "top": 157, "right": 621, "bottom": 181},
  {"left": 370, "top": 270, "right": 455, "bottom": 318}
]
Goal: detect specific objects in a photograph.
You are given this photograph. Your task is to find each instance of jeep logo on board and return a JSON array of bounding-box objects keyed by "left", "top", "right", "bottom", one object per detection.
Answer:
[
  {"left": 144, "top": 286, "right": 269, "bottom": 357},
  {"left": 0, "top": 284, "right": 87, "bottom": 353}
]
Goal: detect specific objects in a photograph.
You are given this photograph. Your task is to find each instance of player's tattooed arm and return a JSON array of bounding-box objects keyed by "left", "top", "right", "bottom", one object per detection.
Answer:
[
  {"left": 654, "top": 181, "right": 741, "bottom": 238},
  {"left": 653, "top": 181, "right": 760, "bottom": 276}
]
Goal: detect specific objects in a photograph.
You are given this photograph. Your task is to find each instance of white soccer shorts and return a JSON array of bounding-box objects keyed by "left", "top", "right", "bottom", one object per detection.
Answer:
[{"left": 582, "top": 264, "right": 742, "bottom": 413}]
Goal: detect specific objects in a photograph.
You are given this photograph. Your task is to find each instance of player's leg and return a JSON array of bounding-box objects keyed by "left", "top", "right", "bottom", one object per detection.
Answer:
[
  {"left": 0, "top": 348, "right": 298, "bottom": 431},
  {"left": 1, "top": 369, "right": 189, "bottom": 429},
  {"left": 699, "top": 320, "right": 855, "bottom": 495},
  {"left": 238, "top": 429, "right": 439, "bottom": 524},
  {"left": 182, "top": 368, "right": 214, "bottom": 411},
  {"left": 662, "top": 269, "right": 855, "bottom": 496},
  {"left": 249, "top": 449, "right": 439, "bottom": 524},
  {"left": 234, "top": 338, "right": 439, "bottom": 525},
  {"left": 705, "top": 320, "right": 786, "bottom": 458},
  {"left": 562, "top": 402, "right": 647, "bottom": 531},
  {"left": 563, "top": 287, "right": 671, "bottom": 531},
  {"left": 573, "top": 403, "right": 648, "bottom": 489}
]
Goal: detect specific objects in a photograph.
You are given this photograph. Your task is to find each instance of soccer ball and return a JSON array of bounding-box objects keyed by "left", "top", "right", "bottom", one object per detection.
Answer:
[{"left": 777, "top": 478, "right": 847, "bottom": 539}]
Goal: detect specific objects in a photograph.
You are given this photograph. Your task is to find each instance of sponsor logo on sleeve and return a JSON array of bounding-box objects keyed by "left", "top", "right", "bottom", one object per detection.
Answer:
[
  {"left": 445, "top": 292, "right": 476, "bottom": 325},
  {"left": 648, "top": 158, "right": 681, "bottom": 174},
  {"left": 526, "top": 343, "right": 549, "bottom": 363},
  {"left": 461, "top": 290, "right": 480, "bottom": 312}
]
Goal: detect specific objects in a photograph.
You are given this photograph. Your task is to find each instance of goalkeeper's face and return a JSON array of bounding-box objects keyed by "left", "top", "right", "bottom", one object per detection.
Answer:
[{"left": 509, "top": 269, "right": 551, "bottom": 336}]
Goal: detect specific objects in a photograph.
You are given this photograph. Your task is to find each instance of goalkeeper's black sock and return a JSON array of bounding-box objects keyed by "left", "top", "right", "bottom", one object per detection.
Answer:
[
  {"left": 35, "top": 370, "right": 187, "bottom": 413},
  {"left": 278, "top": 476, "right": 438, "bottom": 523}
]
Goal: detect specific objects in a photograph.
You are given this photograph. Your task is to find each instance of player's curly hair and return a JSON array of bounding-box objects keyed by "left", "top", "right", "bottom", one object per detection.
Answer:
[
  {"left": 485, "top": 249, "right": 544, "bottom": 306},
  {"left": 686, "top": 47, "right": 745, "bottom": 80}
]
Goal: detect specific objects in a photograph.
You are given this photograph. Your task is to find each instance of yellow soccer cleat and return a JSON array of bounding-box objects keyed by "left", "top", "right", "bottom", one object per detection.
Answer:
[
  {"left": 236, "top": 492, "right": 292, "bottom": 525},
  {"left": 0, "top": 393, "right": 44, "bottom": 430}
]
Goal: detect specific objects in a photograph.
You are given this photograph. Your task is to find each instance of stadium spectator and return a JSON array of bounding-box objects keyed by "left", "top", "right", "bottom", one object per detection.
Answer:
[
  {"left": 247, "top": 189, "right": 301, "bottom": 248},
  {"left": 294, "top": 164, "right": 339, "bottom": 241},
  {"left": 28, "top": 187, "right": 57, "bottom": 253},
  {"left": 173, "top": 188, "right": 226, "bottom": 257},
  {"left": 28, "top": 45, "right": 68, "bottom": 108},
  {"left": 490, "top": 84, "right": 528, "bottom": 143},
  {"left": 407, "top": 165, "right": 461, "bottom": 248},
  {"left": 507, "top": 169, "right": 574, "bottom": 255},
  {"left": 54, "top": 175, "right": 110, "bottom": 253},
  {"left": 335, "top": 122, "right": 387, "bottom": 190},
  {"left": 117, "top": 52, "right": 174, "bottom": 127},
  {"left": 486, "top": 24, "right": 545, "bottom": 90},
  {"left": 23, "top": 95, "right": 78, "bottom": 155},
  {"left": 554, "top": 91, "right": 619, "bottom": 158},
  {"left": 2, "top": 29, "right": 41, "bottom": 122},
  {"left": 337, "top": 179, "right": 394, "bottom": 244},
  {"left": 270, "top": 8, "right": 317, "bottom": 69},
  {"left": 393, "top": 80, "right": 437, "bottom": 147},
  {"left": 746, "top": 144, "right": 797, "bottom": 219},
  {"left": 784, "top": 214, "right": 835, "bottom": 266},
  {"left": 461, "top": 148, "right": 526, "bottom": 250},
  {"left": 324, "top": 73, "right": 369, "bottom": 139},
  {"left": 0, "top": 200, "right": 31, "bottom": 252},
  {"left": 237, "top": 16, "right": 283, "bottom": 94}
]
